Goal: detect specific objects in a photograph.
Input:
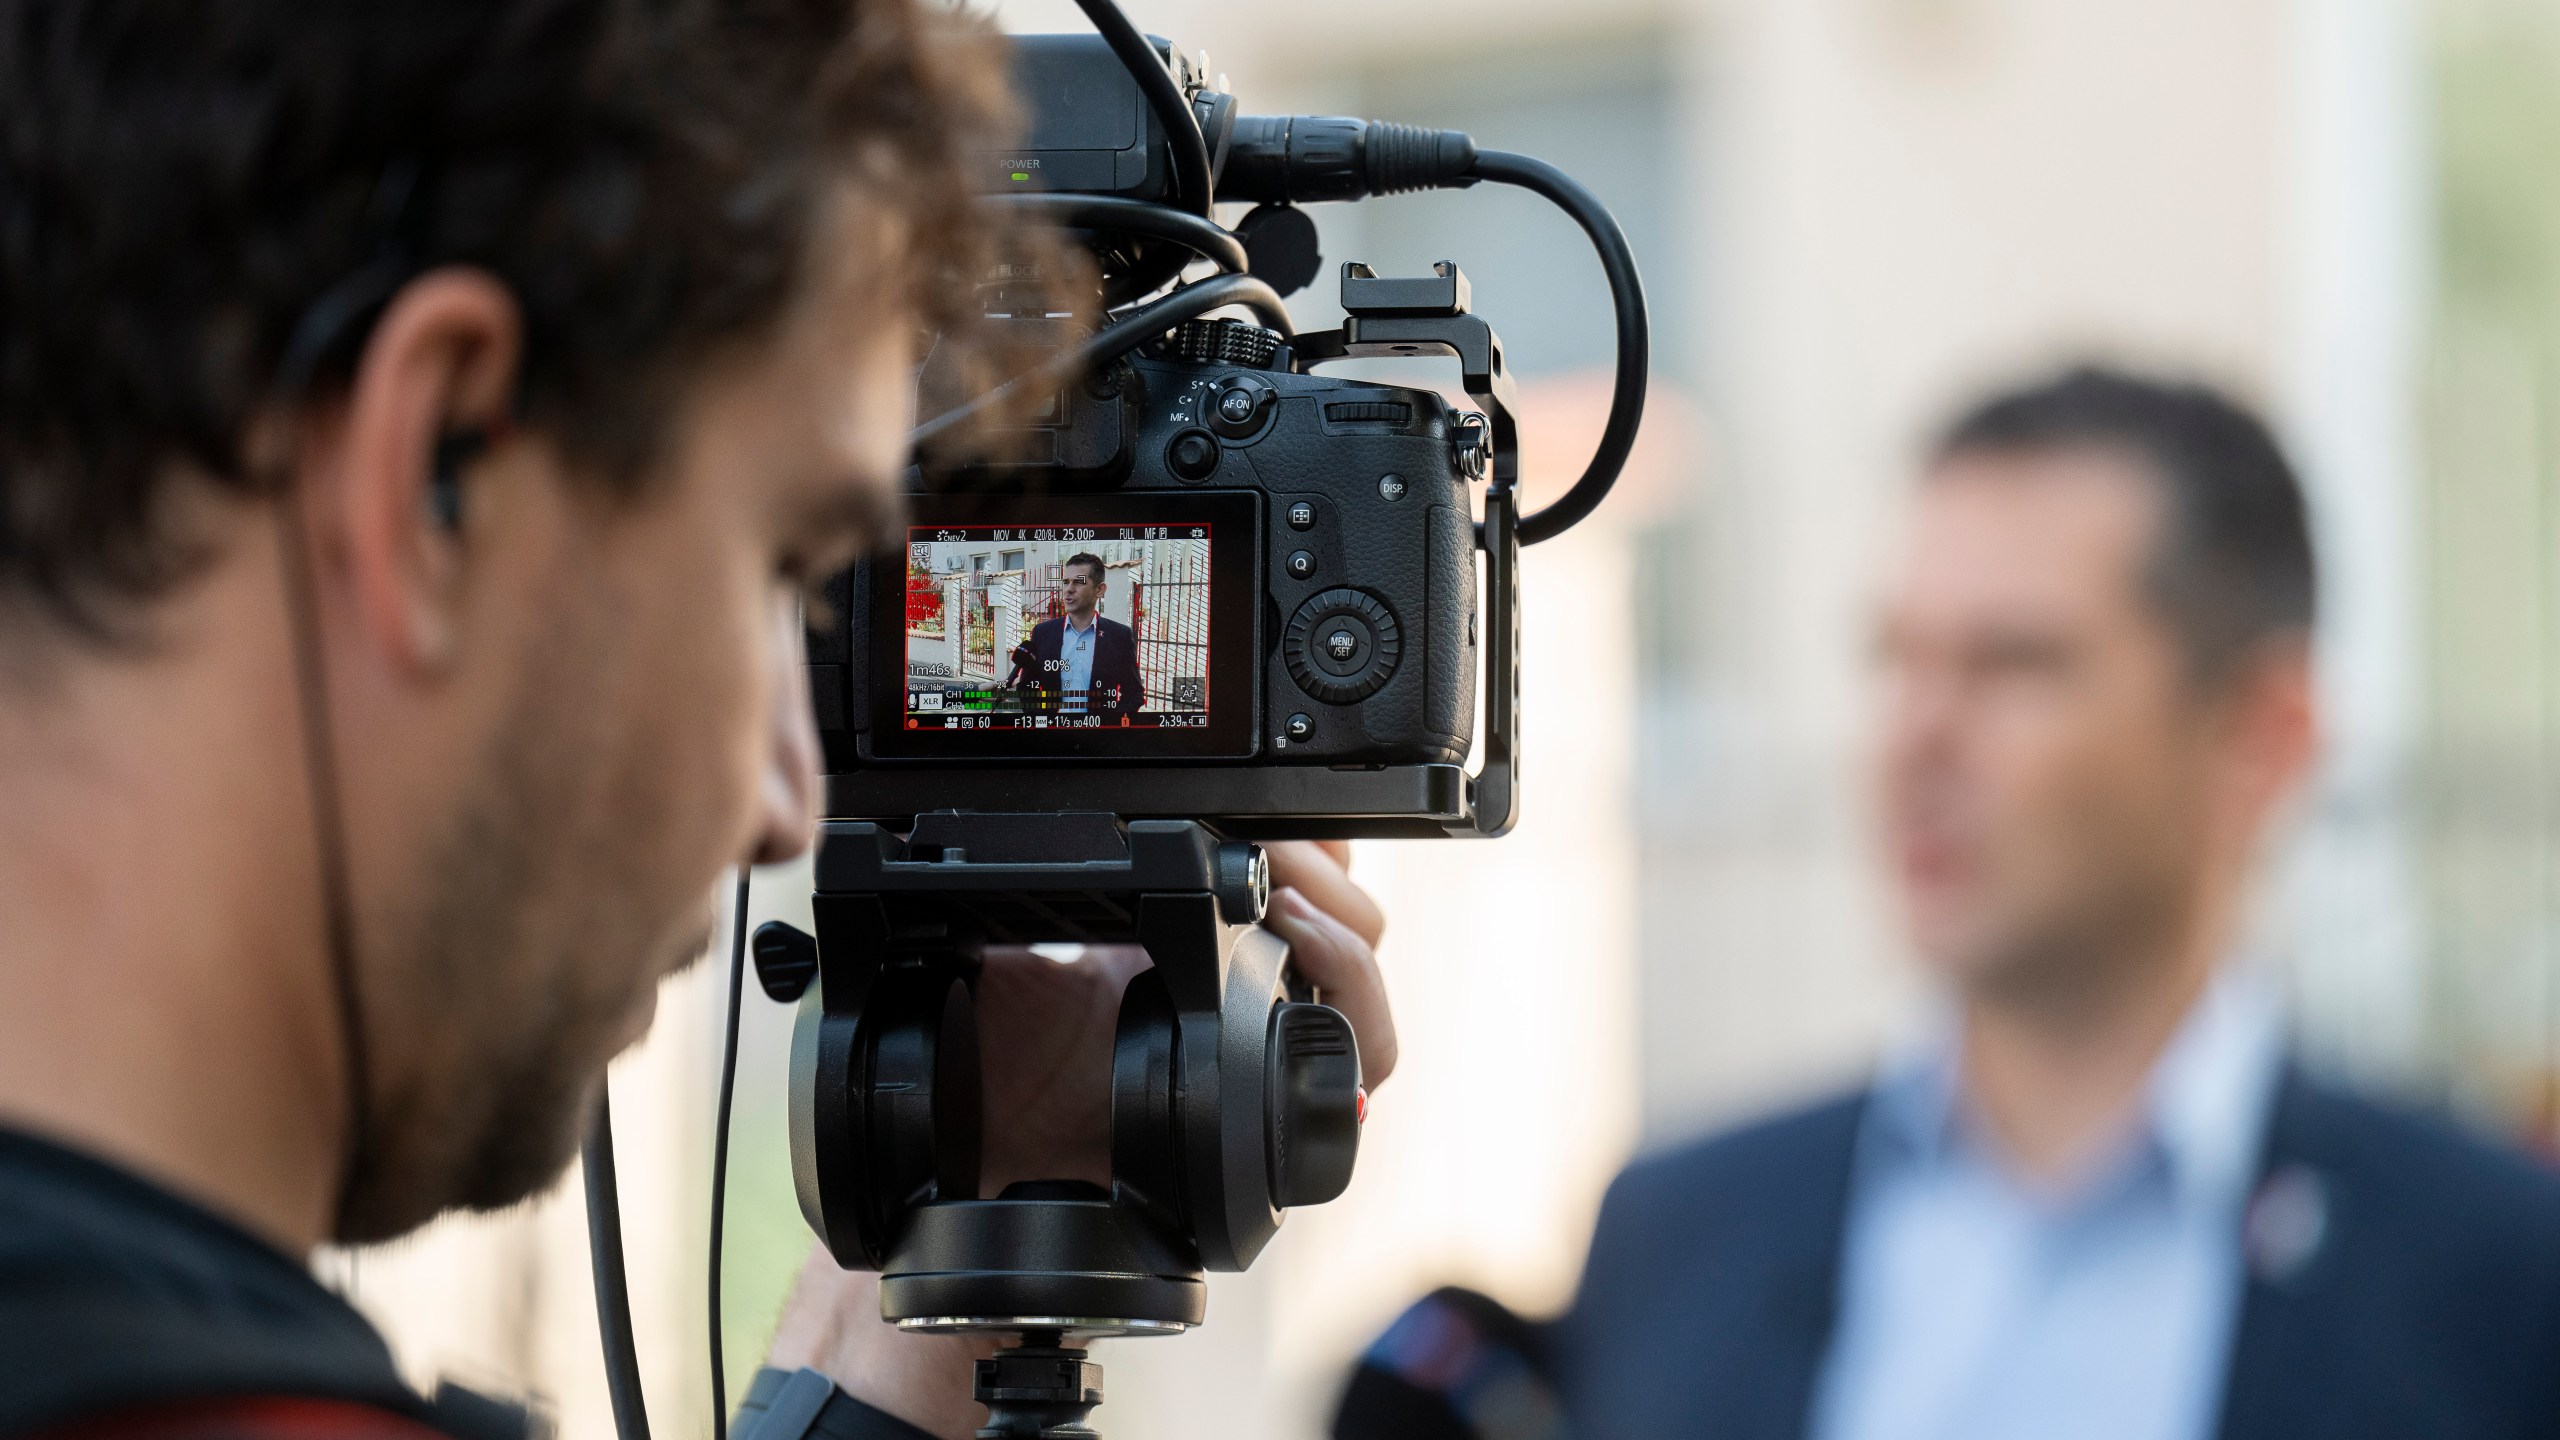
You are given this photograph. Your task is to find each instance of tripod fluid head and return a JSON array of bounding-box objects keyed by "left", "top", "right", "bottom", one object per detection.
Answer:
[{"left": 751, "top": 813, "right": 1363, "bottom": 1435}]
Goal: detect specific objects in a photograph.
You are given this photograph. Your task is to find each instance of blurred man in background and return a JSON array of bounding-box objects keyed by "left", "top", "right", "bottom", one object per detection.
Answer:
[{"left": 1341, "top": 367, "right": 2560, "bottom": 1440}]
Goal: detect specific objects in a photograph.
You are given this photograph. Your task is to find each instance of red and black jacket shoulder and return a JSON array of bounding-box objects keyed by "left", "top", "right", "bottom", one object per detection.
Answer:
[
  {"left": 8, "top": 1379, "right": 532, "bottom": 1440},
  {"left": 0, "top": 1128, "right": 535, "bottom": 1440},
  {"left": 32, "top": 1398, "right": 476, "bottom": 1440}
]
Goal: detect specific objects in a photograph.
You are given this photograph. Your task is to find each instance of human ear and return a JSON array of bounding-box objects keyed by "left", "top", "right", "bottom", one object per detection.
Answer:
[
  {"left": 329, "top": 268, "right": 523, "bottom": 673},
  {"left": 2223, "top": 637, "right": 2319, "bottom": 816}
]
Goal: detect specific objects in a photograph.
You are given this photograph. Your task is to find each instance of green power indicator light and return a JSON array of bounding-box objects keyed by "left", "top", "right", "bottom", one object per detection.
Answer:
[{"left": 1009, "top": 171, "right": 1031, "bottom": 182}]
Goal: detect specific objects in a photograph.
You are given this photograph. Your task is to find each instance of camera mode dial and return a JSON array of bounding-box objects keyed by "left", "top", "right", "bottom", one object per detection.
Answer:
[
  {"left": 1284, "top": 588, "right": 1402, "bottom": 705},
  {"left": 1169, "top": 318, "right": 1284, "bottom": 369}
]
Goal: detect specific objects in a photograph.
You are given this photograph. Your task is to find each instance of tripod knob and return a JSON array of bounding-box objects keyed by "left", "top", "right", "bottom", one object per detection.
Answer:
[
  {"left": 1266, "top": 1002, "right": 1361, "bottom": 1209},
  {"left": 751, "top": 921, "right": 818, "bottom": 1002},
  {"left": 1215, "top": 842, "right": 1269, "bottom": 925}
]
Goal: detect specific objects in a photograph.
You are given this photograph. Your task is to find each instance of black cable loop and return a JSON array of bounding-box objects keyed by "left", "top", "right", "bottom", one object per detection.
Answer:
[
  {"left": 988, "top": 193, "right": 1248, "bottom": 275},
  {"left": 909, "top": 272, "right": 1292, "bottom": 450},
  {"left": 1469, "top": 150, "right": 1650, "bottom": 545},
  {"left": 1071, "top": 0, "right": 1215, "bottom": 220}
]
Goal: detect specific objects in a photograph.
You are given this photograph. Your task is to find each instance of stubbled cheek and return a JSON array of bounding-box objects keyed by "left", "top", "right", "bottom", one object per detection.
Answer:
[{"left": 602, "top": 586, "right": 766, "bottom": 865}]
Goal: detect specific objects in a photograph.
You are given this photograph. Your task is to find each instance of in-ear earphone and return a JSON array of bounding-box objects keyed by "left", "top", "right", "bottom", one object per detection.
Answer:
[{"left": 428, "top": 426, "right": 495, "bottom": 531}]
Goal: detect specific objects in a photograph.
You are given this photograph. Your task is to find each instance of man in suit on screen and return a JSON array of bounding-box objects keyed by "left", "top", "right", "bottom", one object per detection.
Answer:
[{"left": 1014, "top": 552, "right": 1144, "bottom": 720}]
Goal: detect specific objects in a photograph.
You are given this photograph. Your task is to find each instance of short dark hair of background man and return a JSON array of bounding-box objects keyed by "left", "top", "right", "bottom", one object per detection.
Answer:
[{"left": 1937, "top": 366, "right": 2317, "bottom": 682}]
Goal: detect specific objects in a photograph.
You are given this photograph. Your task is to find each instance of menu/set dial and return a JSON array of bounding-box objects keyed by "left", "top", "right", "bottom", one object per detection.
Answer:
[{"left": 1284, "top": 588, "right": 1402, "bottom": 705}]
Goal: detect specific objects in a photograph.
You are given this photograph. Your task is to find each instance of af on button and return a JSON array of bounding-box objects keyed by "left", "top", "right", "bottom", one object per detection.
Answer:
[{"left": 1207, "top": 373, "right": 1277, "bottom": 440}]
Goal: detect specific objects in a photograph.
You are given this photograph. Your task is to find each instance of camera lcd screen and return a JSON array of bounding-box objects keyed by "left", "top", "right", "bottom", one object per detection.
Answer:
[
  {"left": 905, "top": 524, "right": 1209, "bottom": 727},
  {"left": 865, "top": 492, "right": 1259, "bottom": 759}
]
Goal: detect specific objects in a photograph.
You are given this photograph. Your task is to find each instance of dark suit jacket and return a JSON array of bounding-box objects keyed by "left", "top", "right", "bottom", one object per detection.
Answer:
[
  {"left": 1552, "top": 1068, "right": 2560, "bottom": 1440},
  {"left": 1018, "top": 614, "right": 1143, "bottom": 718}
]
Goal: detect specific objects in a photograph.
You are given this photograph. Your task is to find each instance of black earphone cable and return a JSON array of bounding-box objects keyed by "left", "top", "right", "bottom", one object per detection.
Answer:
[
  {"left": 273, "top": 487, "right": 376, "bottom": 1224},
  {"left": 267, "top": 250, "right": 417, "bottom": 1238},
  {"left": 709, "top": 866, "right": 752, "bottom": 1440}
]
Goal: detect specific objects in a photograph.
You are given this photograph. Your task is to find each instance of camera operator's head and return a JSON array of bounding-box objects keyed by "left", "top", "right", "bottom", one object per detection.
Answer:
[
  {"left": 1876, "top": 365, "right": 2319, "bottom": 1017},
  {"left": 0, "top": 0, "right": 1012, "bottom": 1248}
]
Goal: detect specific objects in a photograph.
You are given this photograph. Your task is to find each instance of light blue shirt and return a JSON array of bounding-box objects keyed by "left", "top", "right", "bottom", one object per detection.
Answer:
[
  {"left": 1059, "top": 613, "right": 1098, "bottom": 713},
  {"left": 1807, "top": 971, "right": 2286, "bottom": 1440}
]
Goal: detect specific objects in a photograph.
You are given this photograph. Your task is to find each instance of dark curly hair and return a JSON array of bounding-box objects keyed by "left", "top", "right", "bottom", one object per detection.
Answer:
[{"left": 0, "top": 0, "right": 1020, "bottom": 638}]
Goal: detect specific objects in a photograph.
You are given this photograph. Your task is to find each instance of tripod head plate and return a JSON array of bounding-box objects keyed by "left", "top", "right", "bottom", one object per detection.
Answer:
[{"left": 894, "top": 1316, "right": 1190, "bottom": 1337}]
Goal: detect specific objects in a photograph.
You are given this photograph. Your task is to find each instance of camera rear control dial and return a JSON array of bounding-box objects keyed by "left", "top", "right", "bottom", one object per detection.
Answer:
[{"left": 1284, "top": 588, "right": 1402, "bottom": 705}]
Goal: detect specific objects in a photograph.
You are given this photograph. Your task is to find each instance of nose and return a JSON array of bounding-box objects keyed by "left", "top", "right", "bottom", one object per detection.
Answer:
[
  {"left": 1880, "top": 662, "right": 1970, "bottom": 799},
  {"left": 752, "top": 595, "right": 822, "bottom": 867}
]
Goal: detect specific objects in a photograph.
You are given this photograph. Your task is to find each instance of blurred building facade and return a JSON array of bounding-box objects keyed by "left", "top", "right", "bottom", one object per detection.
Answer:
[
  {"left": 332, "top": 1, "right": 2560, "bottom": 1438},
  {"left": 2422, "top": 0, "right": 2560, "bottom": 1138}
]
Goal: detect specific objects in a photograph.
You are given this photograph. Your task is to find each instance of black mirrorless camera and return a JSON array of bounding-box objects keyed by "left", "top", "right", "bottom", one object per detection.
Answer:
[
  {"left": 802, "top": 24, "right": 1648, "bottom": 843},
  {"left": 705, "top": 8, "right": 1646, "bottom": 1437},
  {"left": 810, "top": 261, "right": 1504, "bottom": 839}
]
